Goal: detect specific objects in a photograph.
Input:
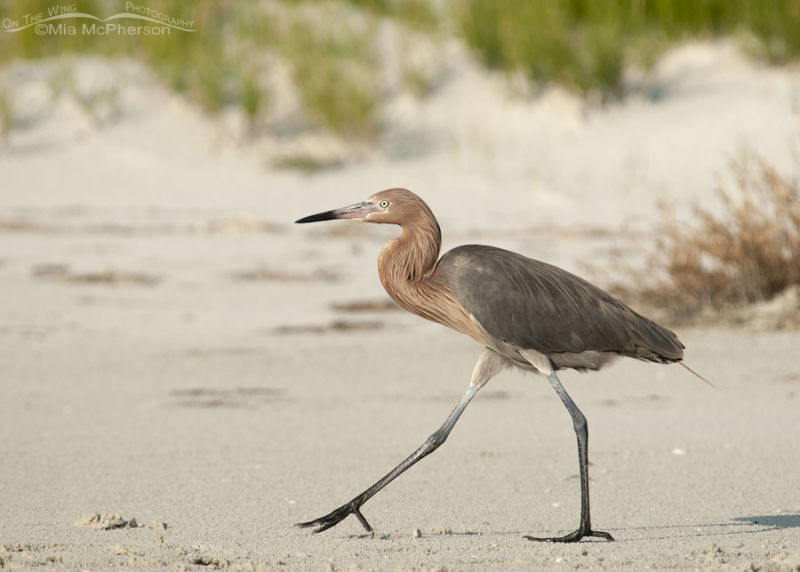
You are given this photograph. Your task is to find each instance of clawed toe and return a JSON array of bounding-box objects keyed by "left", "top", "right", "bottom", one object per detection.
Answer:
[
  {"left": 525, "top": 528, "right": 614, "bottom": 543},
  {"left": 296, "top": 501, "right": 373, "bottom": 534}
]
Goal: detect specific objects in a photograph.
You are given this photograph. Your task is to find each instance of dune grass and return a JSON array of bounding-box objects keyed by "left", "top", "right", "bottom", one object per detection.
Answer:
[
  {"left": 0, "top": 1, "right": 259, "bottom": 113},
  {"left": 0, "top": 0, "right": 379, "bottom": 139},
  {"left": 343, "top": 0, "right": 440, "bottom": 31},
  {"left": 451, "top": 0, "right": 800, "bottom": 97},
  {"left": 3, "top": 1, "right": 800, "bottom": 136},
  {"left": 0, "top": 88, "right": 12, "bottom": 142},
  {"left": 278, "top": 4, "right": 380, "bottom": 140}
]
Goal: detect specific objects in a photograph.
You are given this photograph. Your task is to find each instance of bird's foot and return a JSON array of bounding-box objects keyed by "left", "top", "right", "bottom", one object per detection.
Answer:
[
  {"left": 296, "top": 500, "right": 373, "bottom": 534},
  {"left": 524, "top": 528, "right": 614, "bottom": 543}
]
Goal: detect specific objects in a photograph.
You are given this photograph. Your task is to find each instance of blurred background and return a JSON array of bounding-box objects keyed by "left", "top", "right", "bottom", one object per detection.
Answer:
[
  {"left": 3, "top": 1, "right": 800, "bottom": 147},
  {"left": 1, "top": 0, "right": 799, "bottom": 325}
]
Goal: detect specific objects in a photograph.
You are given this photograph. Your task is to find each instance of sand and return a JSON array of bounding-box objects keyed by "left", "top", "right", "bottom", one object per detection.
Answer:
[{"left": 1, "top": 42, "right": 799, "bottom": 570}]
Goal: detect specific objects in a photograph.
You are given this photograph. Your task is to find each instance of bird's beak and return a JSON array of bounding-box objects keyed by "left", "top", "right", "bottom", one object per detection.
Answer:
[{"left": 295, "top": 201, "right": 377, "bottom": 223}]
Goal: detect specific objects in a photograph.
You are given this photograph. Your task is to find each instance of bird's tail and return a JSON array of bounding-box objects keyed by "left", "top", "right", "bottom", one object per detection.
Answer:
[{"left": 680, "top": 361, "right": 717, "bottom": 388}]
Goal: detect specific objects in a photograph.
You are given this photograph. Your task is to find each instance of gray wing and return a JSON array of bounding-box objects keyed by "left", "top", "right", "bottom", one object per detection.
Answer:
[{"left": 434, "top": 245, "right": 683, "bottom": 367}]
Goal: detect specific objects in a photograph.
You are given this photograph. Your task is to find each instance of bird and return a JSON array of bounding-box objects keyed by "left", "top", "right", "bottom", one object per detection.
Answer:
[{"left": 294, "top": 187, "right": 686, "bottom": 542}]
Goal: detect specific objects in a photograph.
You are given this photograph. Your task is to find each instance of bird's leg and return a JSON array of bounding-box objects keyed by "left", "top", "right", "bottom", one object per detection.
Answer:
[
  {"left": 525, "top": 371, "right": 614, "bottom": 543},
  {"left": 297, "top": 350, "right": 505, "bottom": 534},
  {"left": 297, "top": 384, "right": 478, "bottom": 534}
]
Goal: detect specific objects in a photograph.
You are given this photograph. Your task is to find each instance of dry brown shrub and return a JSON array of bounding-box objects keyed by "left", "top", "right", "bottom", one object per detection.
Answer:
[{"left": 620, "top": 156, "right": 800, "bottom": 323}]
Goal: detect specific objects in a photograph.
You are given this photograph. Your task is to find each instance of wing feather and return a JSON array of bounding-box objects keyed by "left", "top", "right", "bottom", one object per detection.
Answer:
[{"left": 434, "top": 245, "right": 683, "bottom": 366}]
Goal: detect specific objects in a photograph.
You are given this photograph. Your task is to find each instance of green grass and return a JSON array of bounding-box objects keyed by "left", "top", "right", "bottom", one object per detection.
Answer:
[
  {"left": 0, "top": 88, "right": 12, "bottom": 141},
  {"left": 342, "top": 0, "right": 441, "bottom": 31},
  {"left": 2, "top": 0, "right": 800, "bottom": 142},
  {"left": 279, "top": 5, "right": 380, "bottom": 140},
  {"left": 451, "top": 0, "right": 800, "bottom": 97},
  {"left": 0, "top": 1, "right": 256, "bottom": 113},
  {"left": 0, "top": 1, "right": 382, "bottom": 141}
]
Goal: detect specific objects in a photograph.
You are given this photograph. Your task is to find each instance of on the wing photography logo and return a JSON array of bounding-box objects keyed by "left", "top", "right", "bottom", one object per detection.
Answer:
[{"left": 2, "top": 2, "right": 195, "bottom": 36}]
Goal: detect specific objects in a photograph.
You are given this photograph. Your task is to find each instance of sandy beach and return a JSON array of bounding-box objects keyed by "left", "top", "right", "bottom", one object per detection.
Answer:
[{"left": 1, "top": 41, "right": 800, "bottom": 570}]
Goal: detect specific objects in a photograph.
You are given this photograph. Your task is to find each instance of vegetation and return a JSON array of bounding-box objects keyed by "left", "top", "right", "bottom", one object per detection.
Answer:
[
  {"left": 615, "top": 154, "right": 800, "bottom": 323},
  {"left": 0, "top": 88, "right": 12, "bottom": 143},
  {"left": 343, "top": 0, "right": 440, "bottom": 31},
  {"left": 3, "top": 1, "right": 800, "bottom": 139},
  {"left": 452, "top": 0, "right": 800, "bottom": 97},
  {"left": 0, "top": 0, "right": 381, "bottom": 139},
  {"left": 279, "top": 4, "right": 380, "bottom": 140}
]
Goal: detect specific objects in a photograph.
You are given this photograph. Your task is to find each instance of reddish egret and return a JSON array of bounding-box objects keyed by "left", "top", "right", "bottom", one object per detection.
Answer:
[{"left": 295, "top": 188, "right": 685, "bottom": 542}]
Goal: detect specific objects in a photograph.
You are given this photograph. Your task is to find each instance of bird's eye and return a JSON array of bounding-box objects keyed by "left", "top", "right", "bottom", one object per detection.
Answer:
[{"left": 379, "top": 200, "right": 389, "bottom": 208}]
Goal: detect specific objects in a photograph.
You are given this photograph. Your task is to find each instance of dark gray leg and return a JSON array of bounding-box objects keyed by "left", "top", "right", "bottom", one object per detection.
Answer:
[
  {"left": 297, "top": 350, "right": 505, "bottom": 534},
  {"left": 525, "top": 371, "right": 614, "bottom": 542}
]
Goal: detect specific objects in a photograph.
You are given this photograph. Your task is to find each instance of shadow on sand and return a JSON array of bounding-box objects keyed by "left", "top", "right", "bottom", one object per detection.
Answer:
[{"left": 733, "top": 514, "right": 800, "bottom": 530}]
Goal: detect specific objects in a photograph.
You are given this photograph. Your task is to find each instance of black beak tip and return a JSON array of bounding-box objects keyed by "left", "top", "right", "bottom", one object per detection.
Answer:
[{"left": 295, "top": 212, "right": 333, "bottom": 224}]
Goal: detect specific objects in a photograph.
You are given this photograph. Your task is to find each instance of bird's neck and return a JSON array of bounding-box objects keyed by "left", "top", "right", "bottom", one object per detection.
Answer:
[
  {"left": 378, "top": 219, "right": 441, "bottom": 294},
  {"left": 377, "top": 218, "right": 487, "bottom": 344}
]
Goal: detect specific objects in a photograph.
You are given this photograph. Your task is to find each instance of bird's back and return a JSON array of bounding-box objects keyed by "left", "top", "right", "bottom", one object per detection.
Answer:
[{"left": 433, "top": 245, "right": 684, "bottom": 371}]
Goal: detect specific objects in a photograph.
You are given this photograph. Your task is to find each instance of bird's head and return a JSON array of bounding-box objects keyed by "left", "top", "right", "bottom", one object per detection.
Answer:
[{"left": 295, "top": 188, "right": 434, "bottom": 226}]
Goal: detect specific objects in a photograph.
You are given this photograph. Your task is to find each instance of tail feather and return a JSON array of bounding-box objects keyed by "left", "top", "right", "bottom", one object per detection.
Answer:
[{"left": 679, "top": 362, "right": 717, "bottom": 388}]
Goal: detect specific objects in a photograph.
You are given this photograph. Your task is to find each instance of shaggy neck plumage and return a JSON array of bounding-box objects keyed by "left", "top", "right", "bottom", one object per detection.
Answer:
[
  {"left": 376, "top": 212, "right": 486, "bottom": 344},
  {"left": 378, "top": 216, "right": 441, "bottom": 291}
]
